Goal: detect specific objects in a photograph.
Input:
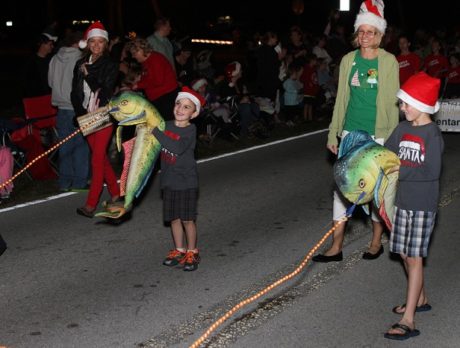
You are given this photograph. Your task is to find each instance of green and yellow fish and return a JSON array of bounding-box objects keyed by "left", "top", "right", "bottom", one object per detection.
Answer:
[
  {"left": 333, "top": 130, "right": 400, "bottom": 230},
  {"left": 96, "top": 91, "right": 165, "bottom": 219}
]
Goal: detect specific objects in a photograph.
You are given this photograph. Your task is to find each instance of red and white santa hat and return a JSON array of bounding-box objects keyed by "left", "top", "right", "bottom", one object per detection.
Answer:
[
  {"left": 354, "top": 0, "right": 387, "bottom": 34},
  {"left": 79, "top": 21, "right": 109, "bottom": 49},
  {"left": 176, "top": 86, "right": 206, "bottom": 113},
  {"left": 225, "top": 61, "right": 241, "bottom": 79},
  {"left": 225, "top": 61, "right": 242, "bottom": 87},
  {"left": 397, "top": 72, "right": 441, "bottom": 114},
  {"left": 191, "top": 78, "right": 208, "bottom": 91}
]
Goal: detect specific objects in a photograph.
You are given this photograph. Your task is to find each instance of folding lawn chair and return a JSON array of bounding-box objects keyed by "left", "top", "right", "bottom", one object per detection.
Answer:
[
  {"left": 22, "top": 94, "right": 59, "bottom": 171},
  {"left": 203, "top": 96, "right": 240, "bottom": 143}
]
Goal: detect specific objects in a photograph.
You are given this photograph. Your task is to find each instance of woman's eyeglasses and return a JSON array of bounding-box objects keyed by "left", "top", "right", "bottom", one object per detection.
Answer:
[{"left": 358, "top": 30, "right": 377, "bottom": 38}]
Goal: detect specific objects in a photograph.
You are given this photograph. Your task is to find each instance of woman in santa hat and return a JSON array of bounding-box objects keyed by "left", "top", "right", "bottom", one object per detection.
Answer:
[
  {"left": 71, "top": 21, "right": 120, "bottom": 217},
  {"left": 313, "top": 0, "right": 400, "bottom": 263}
]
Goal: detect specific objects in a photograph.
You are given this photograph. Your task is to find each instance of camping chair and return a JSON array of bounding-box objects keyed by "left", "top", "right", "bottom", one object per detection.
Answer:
[
  {"left": 203, "top": 96, "right": 240, "bottom": 143},
  {"left": 22, "top": 94, "right": 59, "bottom": 171}
]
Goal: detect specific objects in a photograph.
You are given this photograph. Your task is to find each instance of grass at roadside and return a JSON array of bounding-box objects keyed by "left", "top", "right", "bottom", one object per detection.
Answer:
[{"left": 0, "top": 118, "right": 329, "bottom": 209}]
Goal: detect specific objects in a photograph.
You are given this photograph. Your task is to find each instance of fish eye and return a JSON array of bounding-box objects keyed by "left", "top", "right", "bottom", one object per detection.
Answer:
[
  {"left": 121, "top": 100, "right": 128, "bottom": 105},
  {"left": 358, "top": 179, "right": 366, "bottom": 188}
]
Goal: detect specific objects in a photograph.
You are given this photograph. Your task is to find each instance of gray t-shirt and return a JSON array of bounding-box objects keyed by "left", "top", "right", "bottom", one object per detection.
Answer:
[
  {"left": 152, "top": 121, "right": 197, "bottom": 190},
  {"left": 385, "top": 120, "right": 444, "bottom": 212}
]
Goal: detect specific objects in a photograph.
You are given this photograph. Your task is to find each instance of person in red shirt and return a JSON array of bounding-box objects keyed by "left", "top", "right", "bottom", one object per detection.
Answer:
[
  {"left": 445, "top": 53, "right": 460, "bottom": 98},
  {"left": 300, "top": 54, "right": 320, "bottom": 121},
  {"left": 396, "top": 35, "right": 421, "bottom": 85},
  {"left": 127, "top": 38, "right": 179, "bottom": 120},
  {"left": 423, "top": 39, "right": 449, "bottom": 79}
]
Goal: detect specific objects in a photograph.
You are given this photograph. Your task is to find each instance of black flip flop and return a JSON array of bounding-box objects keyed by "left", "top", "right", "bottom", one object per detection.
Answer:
[
  {"left": 384, "top": 323, "right": 420, "bottom": 340},
  {"left": 392, "top": 303, "right": 432, "bottom": 314}
]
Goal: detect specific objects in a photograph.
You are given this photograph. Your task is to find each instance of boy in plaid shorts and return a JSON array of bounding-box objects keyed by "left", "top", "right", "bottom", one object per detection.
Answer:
[
  {"left": 384, "top": 72, "right": 444, "bottom": 340},
  {"left": 152, "top": 87, "right": 205, "bottom": 271}
]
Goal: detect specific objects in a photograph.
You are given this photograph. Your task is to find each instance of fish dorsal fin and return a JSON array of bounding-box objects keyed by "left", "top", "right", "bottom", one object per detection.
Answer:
[
  {"left": 380, "top": 171, "right": 399, "bottom": 230},
  {"left": 373, "top": 169, "right": 389, "bottom": 209},
  {"left": 116, "top": 126, "right": 123, "bottom": 152},
  {"left": 338, "top": 130, "right": 374, "bottom": 158}
]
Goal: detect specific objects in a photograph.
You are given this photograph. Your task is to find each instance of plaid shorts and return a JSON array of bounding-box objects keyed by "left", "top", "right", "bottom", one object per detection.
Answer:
[
  {"left": 390, "top": 207, "right": 436, "bottom": 257},
  {"left": 162, "top": 188, "right": 198, "bottom": 222}
]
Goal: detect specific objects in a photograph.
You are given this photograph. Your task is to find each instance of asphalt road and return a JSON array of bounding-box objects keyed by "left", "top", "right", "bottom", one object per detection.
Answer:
[{"left": 1, "top": 130, "right": 459, "bottom": 348}]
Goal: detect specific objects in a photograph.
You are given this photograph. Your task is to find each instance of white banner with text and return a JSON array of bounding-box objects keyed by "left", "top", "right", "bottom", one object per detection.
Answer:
[{"left": 434, "top": 99, "right": 460, "bottom": 132}]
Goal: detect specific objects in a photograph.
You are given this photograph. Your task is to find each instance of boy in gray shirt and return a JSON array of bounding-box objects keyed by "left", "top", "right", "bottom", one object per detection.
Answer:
[{"left": 384, "top": 72, "right": 444, "bottom": 341}]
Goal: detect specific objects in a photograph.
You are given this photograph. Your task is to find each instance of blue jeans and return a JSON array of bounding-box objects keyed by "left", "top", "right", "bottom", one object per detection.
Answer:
[
  {"left": 56, "top": 109, "right": 89, "bottom": 190},
  {"left": 238, "top": 102, "right": 260, "bottom": 136}
]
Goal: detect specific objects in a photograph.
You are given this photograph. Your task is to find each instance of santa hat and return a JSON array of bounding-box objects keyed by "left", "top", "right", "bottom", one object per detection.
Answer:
[
  {"left": 176, "top": 86, "right": 206, "bottom": 113},
  {"left": 397, "top": 72, "right": 441, "bottom": 114},
  {"left": 191, "top": 78, "right": 208, "bottom": 91},
  {"left": 354, "top": 0, "right": 387, "bottom": 34},
  {"left": 79, "top": 21, "right": 109, "bottom": 49},
  {"left": 225, "top": 61, "right": 242, "bottom": 87}
]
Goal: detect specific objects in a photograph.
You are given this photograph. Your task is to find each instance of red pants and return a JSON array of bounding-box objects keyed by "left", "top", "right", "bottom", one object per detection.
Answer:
[{"left": 85, "top": 125, "right": 119, "bottom": 209}]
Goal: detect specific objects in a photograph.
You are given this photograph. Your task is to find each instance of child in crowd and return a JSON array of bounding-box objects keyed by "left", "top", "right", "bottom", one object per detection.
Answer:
[
  {"left": 282, "top": 62, "right": 304, "bottom": 126},
  {"left": 396, "top": 34, "right": 421, "bottom": 85},
  {"left": 445, "top": 53, "right": 460, "bottom": 98},
  {"left": 152, "top": 87, "right": 205, "bottom": 272},
  {"left": 423, "top": 39, "right": 449, "bottom": 80},
  {"left": 384, "top": 72, "right": 444, "bottom": 340},
  {"left": 191, "top": 78, "right": 215, "bottom": 107},
  {"left": 316, "top": 57, "right": 337, "bottom": 104},
  {"left": 215, "top": 61, "right": 263, "bottom": 138},
  {"left": 300, "top": 54, "right": 319, "bottom": 122}
]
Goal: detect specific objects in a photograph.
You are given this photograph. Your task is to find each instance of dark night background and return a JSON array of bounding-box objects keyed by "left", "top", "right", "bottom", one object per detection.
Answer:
[
  {"left": 1, "top": 0, "right": 459, "bottom": 40},
  {"left": 0, "top": 0, "right": 458, "bottom": 111}
]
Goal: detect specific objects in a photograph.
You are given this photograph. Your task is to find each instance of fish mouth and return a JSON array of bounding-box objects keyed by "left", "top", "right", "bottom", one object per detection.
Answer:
[
  {"left": 109, "top": 106, "right": 120, "bottom": 113},
  {"left": 354, "top": 191, "right": 366, "bottom": 204},
  {"left": 116, "top": 110, "right": 146, "bottom": 125},
  {"left": 343, "top": 189, "right": 368, "bottom": 205}
]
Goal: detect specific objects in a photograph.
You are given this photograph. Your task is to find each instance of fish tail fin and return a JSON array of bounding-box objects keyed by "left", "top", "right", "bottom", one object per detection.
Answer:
[
  {"left": 362, "top": 204, "right": 370, "bottom": 215},
  {"left": 380, "top": 171, "right": 399, "bottom": 231},
  {"left": 134, "top": 146, "right": 161, "bottom": 198},
  {"left": 379, "top": 203, "right": 393, "bottom": 231}
]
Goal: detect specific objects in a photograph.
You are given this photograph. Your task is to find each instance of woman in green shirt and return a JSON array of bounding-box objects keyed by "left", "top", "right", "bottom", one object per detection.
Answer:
[{"left": 313, "top": 0, "right": 399, "bottom": 263}]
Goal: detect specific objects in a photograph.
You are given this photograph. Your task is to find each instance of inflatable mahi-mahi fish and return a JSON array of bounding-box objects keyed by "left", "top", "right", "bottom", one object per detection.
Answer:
[
  {"left": 97, "top": 91, "right": 165, "bottom": 219},
  {"left": 333, "top": 130, "right": 400, "bottom": 230}
]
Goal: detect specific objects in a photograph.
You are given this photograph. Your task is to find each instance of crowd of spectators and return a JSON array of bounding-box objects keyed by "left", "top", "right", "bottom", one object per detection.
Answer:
[{"left": 13, "top": 17, "right": 460, "bottom": 145}]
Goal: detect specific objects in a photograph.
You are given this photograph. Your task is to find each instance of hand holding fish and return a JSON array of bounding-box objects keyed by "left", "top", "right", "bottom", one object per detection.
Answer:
[
  {"left": 327, "top": 143, "right": 338, "bottom": 155},
  {"left": 94, "top": 91, "right": 165, "bottom": 219}
]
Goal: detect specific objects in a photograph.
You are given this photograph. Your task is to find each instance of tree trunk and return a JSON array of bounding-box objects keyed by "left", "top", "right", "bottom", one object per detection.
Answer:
[
  {"left": 150, "top": 0, "right": 162, "bottom": 18},
  {"left": 106, "top": 0, "right": 124, "bottom": 34}
]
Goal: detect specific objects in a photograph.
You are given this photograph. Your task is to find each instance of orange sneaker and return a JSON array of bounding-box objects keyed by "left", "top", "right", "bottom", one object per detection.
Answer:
[
  {"left": 183, "top": 251, "right": 200, "bottom": 271},
  {"left": 162, "top": 249, "right": 186, "bottom": 266}
]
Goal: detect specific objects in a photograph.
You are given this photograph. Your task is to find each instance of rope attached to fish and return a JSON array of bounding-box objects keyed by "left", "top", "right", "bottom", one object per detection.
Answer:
[
  {"left": 0, "top": 106, "right": 110, "bottom": 191},
  {"left": 189, "top": 195, "right": 364, "bottom": 348}
]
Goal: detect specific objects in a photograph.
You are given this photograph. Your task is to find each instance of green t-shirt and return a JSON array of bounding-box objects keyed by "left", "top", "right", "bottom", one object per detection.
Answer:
[{"left": 343, "top": 51, "right": 379, "bottom": 135}]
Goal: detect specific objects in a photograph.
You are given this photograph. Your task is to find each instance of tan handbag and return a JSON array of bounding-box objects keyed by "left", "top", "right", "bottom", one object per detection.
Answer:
[{"left": 76, "top": 106, "right": 111, "bottom": 136}]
